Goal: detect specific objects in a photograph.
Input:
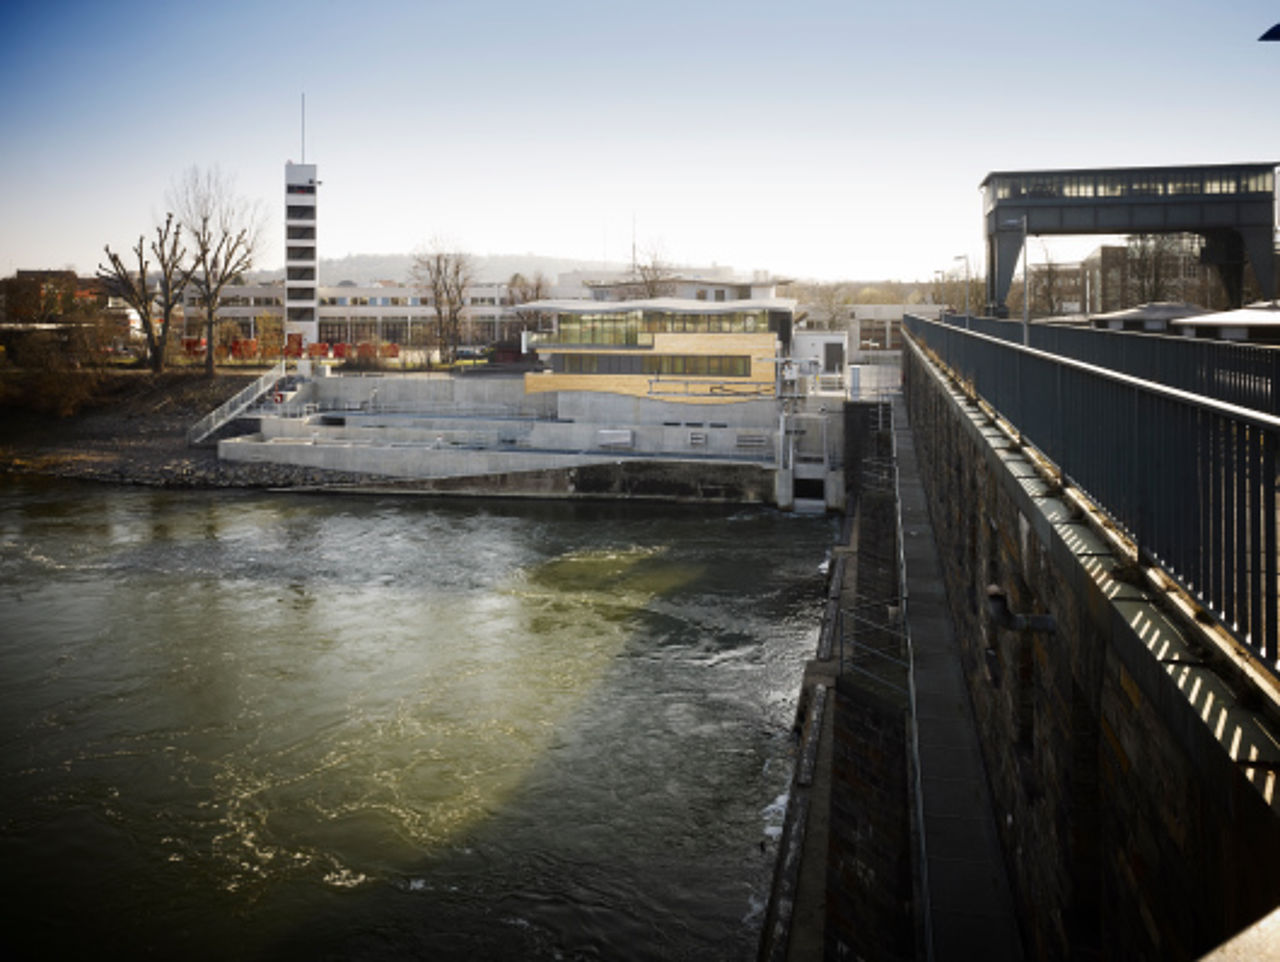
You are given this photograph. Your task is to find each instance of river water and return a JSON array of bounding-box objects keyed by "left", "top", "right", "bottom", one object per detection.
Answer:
[{"left": 0, "top": 479, "right": 832, "bottom": 961}]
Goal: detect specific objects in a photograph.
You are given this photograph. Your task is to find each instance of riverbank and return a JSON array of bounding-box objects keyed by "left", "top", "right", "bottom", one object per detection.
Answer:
[{"left": 0, "top": 369, "right": 382, "bottom": 489}]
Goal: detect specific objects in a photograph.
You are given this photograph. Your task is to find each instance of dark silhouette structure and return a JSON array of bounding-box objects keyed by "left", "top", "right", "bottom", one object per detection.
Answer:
[{"left": 981, "top": 163, "right": 1277, "bottom": 313}]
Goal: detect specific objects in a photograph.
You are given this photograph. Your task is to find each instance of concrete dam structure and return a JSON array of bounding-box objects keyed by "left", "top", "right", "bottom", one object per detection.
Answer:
[
  {"left": 211, "top": 370, "right": 847, "bottom": 511},
  {"left": 759, "top": 322, "right": 1280, "bottom": 961}
]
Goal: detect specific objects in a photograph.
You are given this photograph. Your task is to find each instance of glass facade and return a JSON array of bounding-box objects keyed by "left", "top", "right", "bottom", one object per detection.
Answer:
[
  {"left": 535, "top": 309, "right": 767, "bottom": 346},
  {"left": 984, "top": 166, "right": 1276, "bottom": 212},
  {"left": 555, "top": 354, "right": 752, "bottom": 377}
]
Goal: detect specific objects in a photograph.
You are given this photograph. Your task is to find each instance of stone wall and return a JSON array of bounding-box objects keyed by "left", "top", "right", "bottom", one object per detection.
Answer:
[{"left": 903, "top": 340, "right": 1280, "bottom": 960}]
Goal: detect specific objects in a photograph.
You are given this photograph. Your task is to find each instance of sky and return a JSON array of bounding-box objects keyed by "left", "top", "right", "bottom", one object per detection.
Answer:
[{"left": 1, "top": 0, "right": 1276, "bottom": 283}]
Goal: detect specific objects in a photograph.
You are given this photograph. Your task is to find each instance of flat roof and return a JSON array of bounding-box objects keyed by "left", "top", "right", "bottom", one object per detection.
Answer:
[
  {"left": 980, "top": 162, "right": 1279, "bottom": 188},
  {"left": 1092, "top": 302, "right": 1209, "bottom": 323},
  {"left": 585, "top": 275, "right": 794, "bottom": 287},
  {"left": 1169, "top": 304, "right": 1280, "bottom": 328},
  {"left": 521, "top": 297, "right": 797, "bottom": 315}
]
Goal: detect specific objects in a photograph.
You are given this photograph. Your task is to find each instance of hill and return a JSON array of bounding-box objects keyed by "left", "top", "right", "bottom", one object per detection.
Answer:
[{"left": 247, "top": 252, "right": 630, "bottom": 286}]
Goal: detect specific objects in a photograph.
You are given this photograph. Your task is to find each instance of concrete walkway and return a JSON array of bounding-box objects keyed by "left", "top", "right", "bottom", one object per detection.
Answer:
[{"left": 894, "top": 394, "right": 1024, "bottom": 962}]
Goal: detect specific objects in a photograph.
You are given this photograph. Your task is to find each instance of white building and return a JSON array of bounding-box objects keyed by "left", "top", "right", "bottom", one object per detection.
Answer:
[
  {"left": 284, "top": 162, "right": 318, "bottom": 345},
  {"left": 196, "top": 268, "right": 796, "bottom": 355},
  {"left": 586, "top": 270, "right": 789, "bottom": 303}
]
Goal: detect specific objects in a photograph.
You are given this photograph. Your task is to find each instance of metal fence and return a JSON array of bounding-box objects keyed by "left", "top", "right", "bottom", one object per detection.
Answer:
[
  {"left": 938, "top": 314, "right": 1280, "bottom": 414},
  {"left": 907, "top": 314, "right": 1280, "bottom": 672}
]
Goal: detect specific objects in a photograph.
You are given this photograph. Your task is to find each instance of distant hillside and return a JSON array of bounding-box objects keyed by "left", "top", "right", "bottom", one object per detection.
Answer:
[{"left": 247, "top": 253, "right": 629, "bottom": 286}]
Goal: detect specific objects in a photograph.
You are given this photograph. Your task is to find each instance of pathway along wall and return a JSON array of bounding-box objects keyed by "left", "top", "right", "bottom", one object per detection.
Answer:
[{"left": 903, "top": 340, "right": 1280, "bottom": 960}]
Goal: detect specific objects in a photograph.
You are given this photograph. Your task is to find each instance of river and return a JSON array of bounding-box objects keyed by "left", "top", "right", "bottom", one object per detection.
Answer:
[{"left": 0, "top": 479, "right": 831, "bottom": 960}]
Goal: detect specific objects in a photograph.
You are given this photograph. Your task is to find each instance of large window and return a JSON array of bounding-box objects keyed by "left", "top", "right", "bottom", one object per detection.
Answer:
[
  {"left": 641, "top": 355, "right": 750, "bottom": 377},
  {"left": 543, "top": 308, "right": 770, "bottom": 345},
  {"left": 1243, "top": 170, "right": 1275, "bottom": 193},
  {"left": 554, "top": 353, "right": 752, "bottom": 377},
  {"left": 1096, "top": 175, "right": 1125, "bottom": 198}
]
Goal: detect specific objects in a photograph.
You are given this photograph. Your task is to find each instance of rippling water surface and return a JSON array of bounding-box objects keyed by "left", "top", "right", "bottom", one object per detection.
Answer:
[{"left": 0, "top": 479, "right": 831, "bottom": 960}]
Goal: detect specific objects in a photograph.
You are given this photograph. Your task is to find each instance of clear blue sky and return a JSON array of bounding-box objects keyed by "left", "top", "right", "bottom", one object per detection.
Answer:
[{"left": 1, "top": 0, "right": 1276, "bottom": 282}]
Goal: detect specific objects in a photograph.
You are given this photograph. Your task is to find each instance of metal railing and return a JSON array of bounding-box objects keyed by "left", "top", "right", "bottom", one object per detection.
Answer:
[
  {"left": 186, "top": 361, "right": 287, "bottom": 445},
  {"left": 938, "top": 313, "right": 1280, "bottom": 413},
  {"left": 907, "top": 314, "right": 1280, "bottom": 672}
]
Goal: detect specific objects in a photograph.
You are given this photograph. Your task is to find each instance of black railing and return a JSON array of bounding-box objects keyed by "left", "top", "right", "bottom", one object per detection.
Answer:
[
  {"left": 937, "top": 313, "right": 1280, "bottom": 414},
  {"left": 907, "top": 314, "right": 1280, "bottom": 673}
]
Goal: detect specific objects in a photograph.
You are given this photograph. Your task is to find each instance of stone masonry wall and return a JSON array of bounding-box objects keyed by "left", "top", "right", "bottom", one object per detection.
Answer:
[{"left": 903, "top": 341, "right": 1280, "bottom": 961}]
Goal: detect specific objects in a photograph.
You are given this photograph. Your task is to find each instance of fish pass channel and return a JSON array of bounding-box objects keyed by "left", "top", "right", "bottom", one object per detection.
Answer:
[{"left": 0, "top": 480, "right": 832, "bottom": 960}]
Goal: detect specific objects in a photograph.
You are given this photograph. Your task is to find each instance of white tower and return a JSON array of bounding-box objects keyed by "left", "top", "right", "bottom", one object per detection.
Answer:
[{"left": 284, "top": 162, "right": 318, "bottom": 346}]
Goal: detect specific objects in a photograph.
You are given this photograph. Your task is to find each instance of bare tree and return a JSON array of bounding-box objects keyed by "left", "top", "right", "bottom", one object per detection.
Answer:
[
  {"left": 151, "top": 213, "right": 192, "bottom": 370},
  {"left": 412, "top": 246, "right": 473, "bottom": 364},
  {"left": 170, "top": 166, "right": 262, "bottom": 376},
  {"left": 1035, "top": 243, "right": 1061, "bottom": 317},
  {"left": 507, "top": 271, "right": 550, "bottom": 339},
  {"left": 98, "top": 213, "right": 191, "bottom": 372},
  {"left": 1126, "top": 234, "right": 1180, "bottom": 305},
  {"left": 811, "top": 282, "right": 851, "bottom": 329},
  {"left": 98, "top": 237, "right": 155, "bottom": 366},
  {"left": 632, "top": 245, "right": 677, "bottom": 298}
]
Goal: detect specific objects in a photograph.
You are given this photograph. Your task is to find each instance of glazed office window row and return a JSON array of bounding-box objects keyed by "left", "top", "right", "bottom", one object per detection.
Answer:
[
  {"left": 988, "top": 169, "right": 1275, "bottom": 206},
  {"left": 545, "top": 310, "right": 770, "bottom": 346},
  {"left": 556, "top": 354, "right": 751, "bottom": 377}
]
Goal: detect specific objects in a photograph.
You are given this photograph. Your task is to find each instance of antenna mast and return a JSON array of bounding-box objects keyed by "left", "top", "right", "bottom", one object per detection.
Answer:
[{"left": 301, "top": 93, "right": 306, "bottom": 163}]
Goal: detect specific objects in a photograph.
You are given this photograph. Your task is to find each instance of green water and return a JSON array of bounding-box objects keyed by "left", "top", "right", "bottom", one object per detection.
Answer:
[{"left": 0, "top": 480, "right": 831, "bottom": 960}]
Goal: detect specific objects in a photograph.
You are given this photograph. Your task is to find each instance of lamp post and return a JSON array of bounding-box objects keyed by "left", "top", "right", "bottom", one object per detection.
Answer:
[
  {"left": 1261, "top": 23, "right": 1280, "bottom": 40},
  {"left": 953, "top": 254, "right": 970, "bottom": 327}
]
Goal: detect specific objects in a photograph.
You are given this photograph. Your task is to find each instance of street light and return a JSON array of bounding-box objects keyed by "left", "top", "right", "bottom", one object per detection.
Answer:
[
  {"left": 953, "top": 254, "right": 970, "bottom": 327},
  {"left": 1261, "top": 23, "right": 1280, "bottom": 40}
]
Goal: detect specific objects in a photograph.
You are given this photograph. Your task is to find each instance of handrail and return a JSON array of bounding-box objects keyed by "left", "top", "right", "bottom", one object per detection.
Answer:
[
  {"left": 186, "top": 361, "right": 287, "bottom": 445},
  {"left": 887, "top": 401, "right": 935, "bottom": 962},
  {"left": 936, "top": 312, "right": 1280, "bottom": 415},
  {"left": 906, "top": 314, "right": 1279, "bottom": 673}
]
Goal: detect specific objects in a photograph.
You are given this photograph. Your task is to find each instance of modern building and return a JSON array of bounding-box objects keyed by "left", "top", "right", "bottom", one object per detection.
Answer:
[
  {"left": 284, "top": 162, "right": 319, "bottom": 345},
  {"left": 521, "top": 280, "right": 796, "bottom": 403},
  {"left": 195, "top": 279, "right": 523, "bottom": 350}
]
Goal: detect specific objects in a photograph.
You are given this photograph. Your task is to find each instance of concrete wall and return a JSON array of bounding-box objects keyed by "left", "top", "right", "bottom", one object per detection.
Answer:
[
  {"left": 222, "top": 372, "right": 860, "bottom": 509},
  {"left": 305, "top": 373, "right": 555, "bottom": 417},
  {"left": 903, "top": 340, "right": 1280, "bottom": 960}
]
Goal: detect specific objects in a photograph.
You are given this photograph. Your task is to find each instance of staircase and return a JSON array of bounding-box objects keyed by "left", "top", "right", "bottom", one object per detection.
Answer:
[{"left": 186, "top": 361, "right": 288, "bottom": 446}]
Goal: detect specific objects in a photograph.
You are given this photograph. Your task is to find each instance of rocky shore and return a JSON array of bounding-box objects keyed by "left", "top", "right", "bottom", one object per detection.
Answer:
[{"left": 0, "top": 370, "right": 386, "bottom": 490}]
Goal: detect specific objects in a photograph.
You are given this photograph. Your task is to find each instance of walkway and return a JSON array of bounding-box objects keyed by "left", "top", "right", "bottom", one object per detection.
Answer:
[{"left": 894, "top": 393, "right": 1023, "bottom": 961}]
